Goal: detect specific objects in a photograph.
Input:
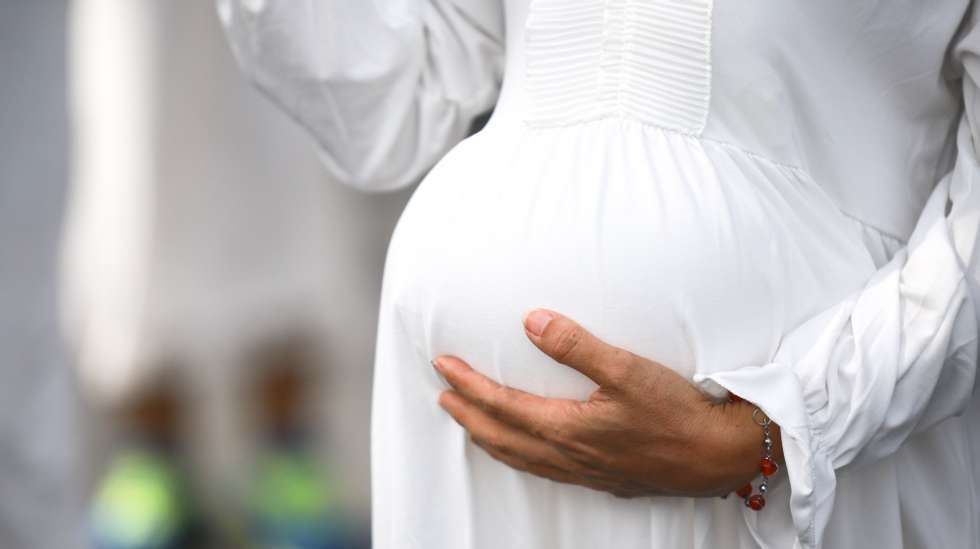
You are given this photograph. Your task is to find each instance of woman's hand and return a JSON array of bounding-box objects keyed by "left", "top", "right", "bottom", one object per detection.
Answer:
[{"left": 432, "top": 309, "right": 783, "bottom": 498}]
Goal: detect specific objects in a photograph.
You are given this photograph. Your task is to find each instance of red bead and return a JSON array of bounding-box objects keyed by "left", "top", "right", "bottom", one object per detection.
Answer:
[
  {"left": 748, "top": 495, "right": 766, "bottom": 511},
  {"left": 759, "top": 457, "right": 779, "bottom": 477},
  {"left": 735, "top": 484, "right": 753, "bottom": 498},
  {"left": 728, "top": 392, "right": 743, "bottom": 403}
]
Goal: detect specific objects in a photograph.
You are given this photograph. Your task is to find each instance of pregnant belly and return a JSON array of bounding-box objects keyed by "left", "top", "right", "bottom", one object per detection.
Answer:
[{"left": 382, "top": 121, "right": 875, "bottom": 400}]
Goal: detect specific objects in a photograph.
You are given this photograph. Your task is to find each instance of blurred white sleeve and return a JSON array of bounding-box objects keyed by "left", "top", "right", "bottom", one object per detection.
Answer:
[
  {"left": 217, "top": 0, "right": 505, "bottom": 191},
  {"left": 695, "top": 6, "right": 980, "bottom": 548}
]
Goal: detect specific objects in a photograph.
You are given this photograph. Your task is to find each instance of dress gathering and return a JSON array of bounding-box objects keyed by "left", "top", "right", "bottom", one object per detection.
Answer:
[{"left": 220, "top": 1, "right": 980, "bottom": 547}]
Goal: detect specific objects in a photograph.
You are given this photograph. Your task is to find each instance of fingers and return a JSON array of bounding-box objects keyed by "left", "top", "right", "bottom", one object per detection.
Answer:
[
  {"left": 522, "top": 309, "right": 635, "bottom": 388},
  {"left": 472, "top": 436, "right": 632, "bottom": 495},
  {"left": 438, "top": 391, "right": 594, "bottom": 475},
  {"left": 473, "top": 436, "right": 588, "bottom": 486},
  {"left": 439, "top": 390, "right": 625, "bottom": 494},
  {"left": 432, "top": 356, "right": 581, "bottom": 442}
]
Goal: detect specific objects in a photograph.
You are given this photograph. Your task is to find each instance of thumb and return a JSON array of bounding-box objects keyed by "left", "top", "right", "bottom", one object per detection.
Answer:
[{"left": 523, "top": 309, "right": 633, "bottom": 388}]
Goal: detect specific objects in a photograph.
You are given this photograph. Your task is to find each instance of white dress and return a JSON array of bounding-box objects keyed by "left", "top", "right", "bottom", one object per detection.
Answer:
[{"left": 219, "top": 1, "right": 980, "bottom": 548}]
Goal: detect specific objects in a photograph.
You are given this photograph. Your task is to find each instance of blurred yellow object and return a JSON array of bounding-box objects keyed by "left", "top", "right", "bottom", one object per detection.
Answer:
[{"left": 89, "top": 448, "right": 194, "bottom": 549}]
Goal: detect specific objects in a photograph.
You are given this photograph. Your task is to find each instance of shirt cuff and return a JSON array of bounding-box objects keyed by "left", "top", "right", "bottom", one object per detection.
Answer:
[{"left": 694, "top": 363, "right": 833, "bottom": 549}]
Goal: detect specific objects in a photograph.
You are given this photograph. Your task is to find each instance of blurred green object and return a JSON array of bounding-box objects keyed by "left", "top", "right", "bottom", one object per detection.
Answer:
[
  {"left": 248, "top": 446, "right": 354, "bottom": 549},
  {"left": 89, "top": 448, "right": 196, "bottom": 549}
]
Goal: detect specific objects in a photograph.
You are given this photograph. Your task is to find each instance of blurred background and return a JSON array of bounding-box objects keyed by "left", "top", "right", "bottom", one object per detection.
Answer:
[{"left": 1, "top": 1, "right": 412, "bottom": 547}]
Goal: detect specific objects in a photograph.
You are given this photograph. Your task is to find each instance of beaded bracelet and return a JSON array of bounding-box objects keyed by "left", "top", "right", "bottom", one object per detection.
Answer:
[{"left": 728, "top": 393, "right": 778, "bottom": 511}]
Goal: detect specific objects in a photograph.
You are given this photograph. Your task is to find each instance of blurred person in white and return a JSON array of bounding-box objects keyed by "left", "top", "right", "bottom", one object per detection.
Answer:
[
  {"left": 61, "top": 0, "right": 408, "bottom": 547},
  {"left": 0, "top": 2, "right": 81, "bottom": 548},
  {"left": 220, "top": 1, "right": 980, "bottom": 549}
]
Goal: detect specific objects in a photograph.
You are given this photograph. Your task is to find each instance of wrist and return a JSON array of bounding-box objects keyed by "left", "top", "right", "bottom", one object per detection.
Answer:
[{"left": 700, "top": 399, "right": 784, "bottom": 494}]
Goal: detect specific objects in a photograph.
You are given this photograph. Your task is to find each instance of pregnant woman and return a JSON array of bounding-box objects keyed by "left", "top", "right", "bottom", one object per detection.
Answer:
[{"left": 219, "top": 1, "right": 980, "bottom": 548}]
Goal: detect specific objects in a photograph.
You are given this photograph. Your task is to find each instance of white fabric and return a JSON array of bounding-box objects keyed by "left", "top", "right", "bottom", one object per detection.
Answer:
[{"left": 219, "top": 1, "right": 980, "bottom": 548}]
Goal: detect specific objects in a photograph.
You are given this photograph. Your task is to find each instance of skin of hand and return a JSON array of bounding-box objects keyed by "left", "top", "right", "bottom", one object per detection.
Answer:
[{"left": 432, "top": 309, "right": 784, "bottom": 499}]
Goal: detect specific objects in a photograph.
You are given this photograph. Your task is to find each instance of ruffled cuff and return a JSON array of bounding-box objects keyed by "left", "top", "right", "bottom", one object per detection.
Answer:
[{"left": 695, "top": 362, "right": 832, "bottom": 549}]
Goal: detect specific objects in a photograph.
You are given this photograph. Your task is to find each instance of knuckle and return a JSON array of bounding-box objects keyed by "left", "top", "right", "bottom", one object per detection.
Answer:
[
  {"left": 569, "top": 460, "right": 606, "bottom": 480},
  {"left": 605, "top": 349, "right": 636, "bottom": 386},
  {"left": 551, "top": 325, "right": 584, "bottom": 363},
  {"left": 594, "top": 452, "right": 621, "bottom": 472},
  {"left": 484, "top": 384, "right": 512, "bottom": 413},
  {"left": 544, "top": 410, "right": 579, "bottom": 445},
  {"left": 472, "top": 434, "right": 501, "bottom": 455},
  {"left": 579, "top": 444, "right": 615, "bottom": 470},
  {"left": 560, "top": 438, "right": 603, "bottom": 467},
  {"left": 483, "top": 430, "right": 506, "bottom": 453}
]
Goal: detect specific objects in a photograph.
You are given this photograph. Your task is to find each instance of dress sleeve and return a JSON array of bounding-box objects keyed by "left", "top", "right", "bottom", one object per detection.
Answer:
[
  {"left": 694, "top": 7, "right": 980, "bottom": 549},
  {"left": 216, "top": 0, "right": 505, "bottom": 191}
]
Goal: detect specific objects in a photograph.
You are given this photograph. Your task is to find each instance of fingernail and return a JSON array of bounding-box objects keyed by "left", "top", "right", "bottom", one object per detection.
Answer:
[
  {"left": 431, "top": 358, "right": 444, "bottom": 374},
  {"left": 523, "top": 309, "right": 556, "bottom": 337}
]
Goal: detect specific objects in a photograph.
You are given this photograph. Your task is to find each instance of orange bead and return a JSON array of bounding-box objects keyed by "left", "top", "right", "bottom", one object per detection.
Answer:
[
  {"left": 759, "top": 457, "right": 779, "bottom": 477},
  {"left": 735, "top": 484, "right": 753, "bottom": 498},
  {"left": 748, "top": 495, "right": 766, "bottom": 511}
]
